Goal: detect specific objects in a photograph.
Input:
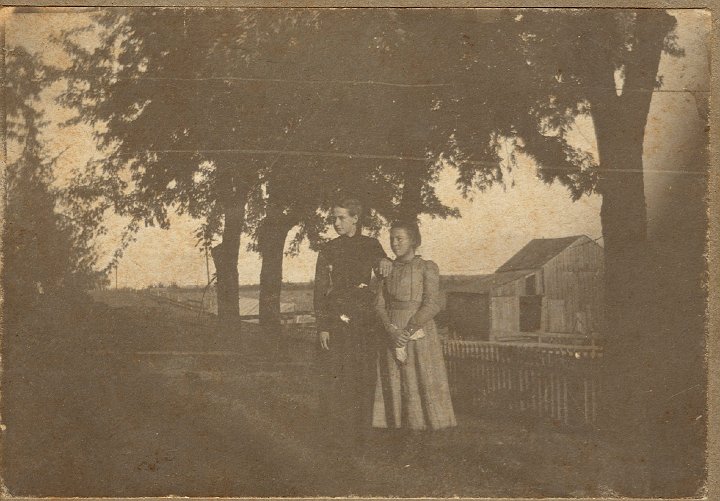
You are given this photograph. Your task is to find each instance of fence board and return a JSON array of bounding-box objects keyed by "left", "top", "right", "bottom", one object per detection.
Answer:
[{"left": 442, "top": 339, "right": 602, "bottom": 430}]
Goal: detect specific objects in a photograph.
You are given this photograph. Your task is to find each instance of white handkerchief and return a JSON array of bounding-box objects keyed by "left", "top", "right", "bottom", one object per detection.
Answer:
[
  {"left": 409, "top": 328, "right": 425, "bottom": 340},
  {"left": 395, "top": 328, "right": 426, "bottom": 363}
]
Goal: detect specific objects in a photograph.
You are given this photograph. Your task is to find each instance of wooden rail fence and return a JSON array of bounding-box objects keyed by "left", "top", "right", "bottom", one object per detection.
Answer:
[{"left": 442, "top": 339, "right": 603, "bottom": 429}]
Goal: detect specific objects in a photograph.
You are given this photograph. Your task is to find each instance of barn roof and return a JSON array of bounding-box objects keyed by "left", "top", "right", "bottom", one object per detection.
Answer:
[{"left": 495, "top": 236, "right": 585, "bottom": 273}]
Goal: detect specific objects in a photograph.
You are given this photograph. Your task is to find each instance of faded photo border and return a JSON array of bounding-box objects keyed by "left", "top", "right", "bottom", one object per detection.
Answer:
[{"left": 0, "top": 1, "right": 717, "bottom": 500}]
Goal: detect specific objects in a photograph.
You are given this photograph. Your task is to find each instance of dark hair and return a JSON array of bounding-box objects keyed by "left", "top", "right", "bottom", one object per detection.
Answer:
[
  {"left": 390, "top": 220, "right": 422, "bottom": 249},
  {"left": 333, "top": 198, "right": 364, "bottom": 227}
]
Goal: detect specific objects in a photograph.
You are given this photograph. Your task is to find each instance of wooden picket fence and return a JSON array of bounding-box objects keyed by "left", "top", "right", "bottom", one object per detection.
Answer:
[
  {"left": 442, "top": 339, "right": 603, "bottom": 429},
  {"left": 232, "top": 308, "right": 604, "bottom": 431}
]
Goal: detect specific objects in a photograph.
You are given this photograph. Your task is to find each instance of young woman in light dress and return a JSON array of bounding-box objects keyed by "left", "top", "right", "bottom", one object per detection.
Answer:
[{"left": 372, "top": 220, "right": 457, "bottom": 432}]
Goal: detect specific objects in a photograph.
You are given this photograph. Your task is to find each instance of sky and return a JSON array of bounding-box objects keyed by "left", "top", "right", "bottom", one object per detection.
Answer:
[{"left": 4, "top": 8, "right": 711, "bottom": 288}]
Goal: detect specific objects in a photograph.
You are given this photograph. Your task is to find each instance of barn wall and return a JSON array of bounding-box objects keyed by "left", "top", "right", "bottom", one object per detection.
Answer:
[
  {"left": 489, "top": 296, "right": 519, "bottom": 338},
  {"left": 490, "top": 276, "right": 526, "bottom": 297},
  {"left": 541, "top": 237, "right": 604, "bottom": 333},
  {"left": 544, "top": 298, "right": 567, "bottom": 332},
  {"left": 490, "top": 275, "right": 538, "bottom": 338}
]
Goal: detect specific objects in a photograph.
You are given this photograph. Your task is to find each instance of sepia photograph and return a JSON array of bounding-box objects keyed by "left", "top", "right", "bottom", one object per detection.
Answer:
[{"left": 0, "top": 5, "right": 713, "bottom": 498}]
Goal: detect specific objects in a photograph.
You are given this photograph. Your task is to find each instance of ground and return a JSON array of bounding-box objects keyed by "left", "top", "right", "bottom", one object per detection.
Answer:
[{"left": 2, "top": 290, "right": 644, "bottom": 497}]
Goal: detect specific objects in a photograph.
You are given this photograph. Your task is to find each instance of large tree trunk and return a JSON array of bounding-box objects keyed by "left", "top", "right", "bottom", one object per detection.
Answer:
[
  {"left": 594, "top": 113, "right": 653, "bottom": 478},
  {"left": 211, "top": 164, "right": 250, "bottom": 335},
  {"left": 589, "top": 10, "right": 682, "bottom": 495},
  {"left": 593, "top": 92, "right": 651, "bottom": 433},
  {"left": 211, "top": 199, "right": 244, "bottom": 333},
  {"left": 258, "top": 209, "right": 295, "bottom": 358}
]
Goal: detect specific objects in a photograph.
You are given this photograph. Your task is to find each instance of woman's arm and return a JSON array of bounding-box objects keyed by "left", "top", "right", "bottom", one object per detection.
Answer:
[
  {"left": 374, "top": 279, "right": 393, "bottom": 331},
  {"left": 370, "top": 238, "right": 393, "bottom": 278},
  {"left": 406, "top": 260, "right": 442, "bottom": 334},
  {"left": 313, "top": 250, "right": 332, "bottom": 334},
  {"left": 375, "top": 280, "right": 405, "bottom": 346}
]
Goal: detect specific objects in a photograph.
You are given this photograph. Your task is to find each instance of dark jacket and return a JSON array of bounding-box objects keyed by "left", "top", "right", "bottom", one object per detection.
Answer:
[{"left": 313, "top": 233, "right": 386, "bottom": 333}]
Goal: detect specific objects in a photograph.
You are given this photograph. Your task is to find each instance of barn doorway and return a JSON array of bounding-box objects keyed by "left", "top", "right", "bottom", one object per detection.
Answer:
[
  {"left": 519, "top": 295, "right": 542, "bottom": 332},
  {"left": 446, "top": 292, "right": 490, "bottom": 339}
]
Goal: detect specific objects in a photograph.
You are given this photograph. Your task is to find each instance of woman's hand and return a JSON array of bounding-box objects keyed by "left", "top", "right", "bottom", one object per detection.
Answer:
[
  {"left": 319, "top": 331, "right": 330, "bottom": 350},
  {"left": 389, "top": 327, "right": 411, "bottom": 348},
  {"left": 397, "top": 329, "right": 412, "bottom": 348},
  {"left": 387, "top": 325, "right": 402, "bottom": 345},
  {"left": 378, "top": 257, "right": 393, "bottom": 277}
]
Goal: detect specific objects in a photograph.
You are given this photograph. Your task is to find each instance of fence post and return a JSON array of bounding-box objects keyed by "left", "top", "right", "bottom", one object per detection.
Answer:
[{"left": 441, "top": 338, "right": 601, "bottom": 431}]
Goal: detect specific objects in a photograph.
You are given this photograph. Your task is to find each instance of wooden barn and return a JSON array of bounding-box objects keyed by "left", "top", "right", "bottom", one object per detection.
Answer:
[{"left": 446, "top": 235, "right": 604, "bottom": 341}]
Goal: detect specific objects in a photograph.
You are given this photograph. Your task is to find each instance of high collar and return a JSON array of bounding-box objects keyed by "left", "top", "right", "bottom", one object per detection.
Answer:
[
  {"left": 394, "top": 255, "right": 419, "bottom": 265},
  {"left": 340, "top": 230, "right": 361, "bottom": 239}
]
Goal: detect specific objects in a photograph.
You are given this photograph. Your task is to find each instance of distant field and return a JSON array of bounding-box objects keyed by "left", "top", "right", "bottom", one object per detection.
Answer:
[
  {"left": 237, "top": 287, "right": 314, "bottom": 312},
  {"left": 97, "top": 285, "right": 315, "bottom": 314},
  {"left": 96, "top": 274, "right": 486, "bottom": 314}
]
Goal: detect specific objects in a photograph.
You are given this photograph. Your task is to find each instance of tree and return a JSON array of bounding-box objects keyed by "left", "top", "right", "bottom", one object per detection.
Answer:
[
  {"left": 507, "top": 11, "right": 693, "bottom": 494},
  {"left": 57, "top": 9, "right": 510, "bottom": 343},
  {"left": 58, "top": 8, "right": 321, "bottom": 332},
  {"left": 2, "top": 44, "right": 104, "bottom": 322},
  {"left": 446, "top": 10, "right": 697, "bottom": 495}
]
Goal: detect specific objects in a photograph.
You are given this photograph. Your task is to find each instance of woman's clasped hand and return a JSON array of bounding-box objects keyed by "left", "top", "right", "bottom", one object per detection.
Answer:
[{"left": 388, "top": 324, "right": 411, "bottom": 348}]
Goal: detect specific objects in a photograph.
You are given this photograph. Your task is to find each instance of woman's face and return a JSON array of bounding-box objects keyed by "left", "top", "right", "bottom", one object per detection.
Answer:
[
  {"left": 332, "top": 207, "right": 358, "bottom": 236},
  {"left": 390, "top": 228, "right": 415, "bottom": 258}
]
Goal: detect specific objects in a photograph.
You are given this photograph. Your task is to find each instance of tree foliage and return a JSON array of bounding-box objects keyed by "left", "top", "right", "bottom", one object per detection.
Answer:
[
  {"left": 3, "top": 46, "right": 104, "bottom": 320},
  {"left": 58, "top": 9, "right": 516, "bottom": 255}
]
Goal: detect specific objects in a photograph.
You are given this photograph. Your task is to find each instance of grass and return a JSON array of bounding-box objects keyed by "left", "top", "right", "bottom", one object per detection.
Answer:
[{"left": 2, "top": 290, "right": 660, "bottom": 497}]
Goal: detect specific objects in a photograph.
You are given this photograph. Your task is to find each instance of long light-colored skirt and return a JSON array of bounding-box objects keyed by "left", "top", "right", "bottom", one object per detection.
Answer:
[{"left": 372, "top": 308, "right": 457, "bottom": 430}]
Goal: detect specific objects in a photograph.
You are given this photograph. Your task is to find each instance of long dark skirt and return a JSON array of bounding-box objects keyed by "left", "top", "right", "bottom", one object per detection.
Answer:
[{"left": 316, "top": 322, "right": 379, "bottom": 443}]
